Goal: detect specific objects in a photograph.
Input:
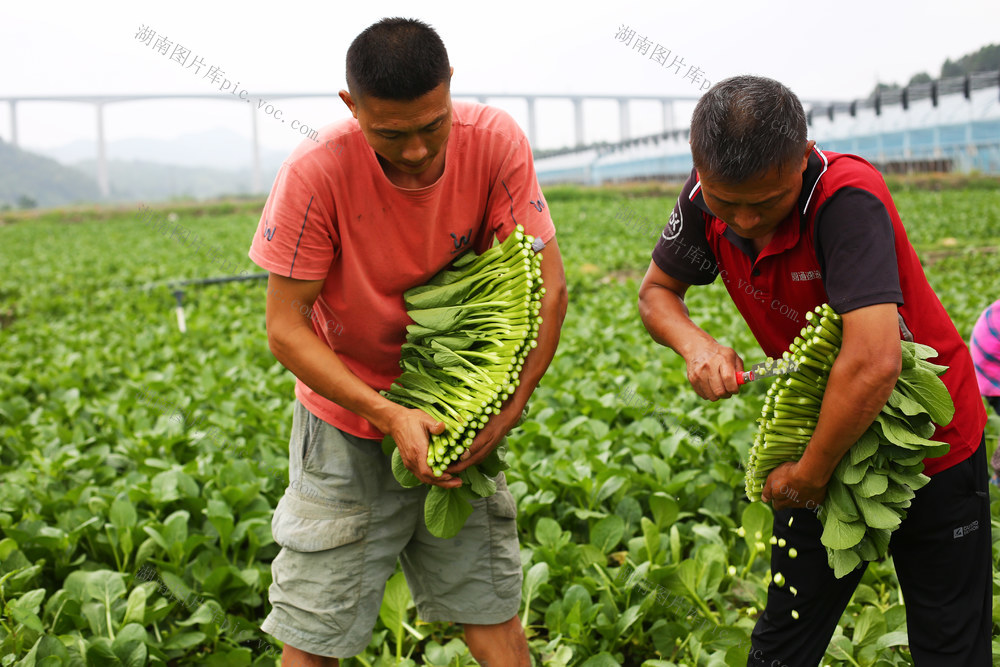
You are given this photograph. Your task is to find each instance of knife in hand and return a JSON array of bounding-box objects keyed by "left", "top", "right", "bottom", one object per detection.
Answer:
[{"left": 735, "top": 358, "right": 800, "bottom": 385}]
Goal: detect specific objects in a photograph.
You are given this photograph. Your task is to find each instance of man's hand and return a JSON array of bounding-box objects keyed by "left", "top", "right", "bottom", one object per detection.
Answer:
[
  {"left": 761, "top": 460, "right": 828, "bottom": 511},
  {"left": 638, "top": 260, "right": 742, "bottom": 401},
  {"left": 385, "top": 406, "right": 460, "bottom": 488},
  {"left": 683, "top": 339, "right": 744, "bottom": 401}
]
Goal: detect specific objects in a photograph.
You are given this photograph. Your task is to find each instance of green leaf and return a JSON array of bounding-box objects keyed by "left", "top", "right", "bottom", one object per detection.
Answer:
[
  {"left": 887, "top": 468, "right": 930, "bottom": 491},
  {"left": 523, "top": 562, "right": 549, "bottom": 595},
  {"left": 65, "top": 570, "right": 126, "bottom": 605},
  {"left": 122, "top": 586, "right": 146, "bottom": 626},
  {"left": 378, "top": 571, "right": 412, "bottom": 646},
  {"left": 826, "top": 476, "right": 859, "bottom": 522},
  {"left": 390, "top": 449, "right": 421, "bottom": 488},
  {"left": 853, "top": 494, "right": 903, "bottom": 530},
  {"left": 871, "top": 482, "right": 915, "bottom": 504},
  {"left": 459, "top": 466, "right": 496, "bottom": 498},
  {"left": 874, "top": 630, "right": 910, "bottom": 650},
  {"left": 112, "top": 624, "right": 148, "bottom": 667},
  {"left": 903, "top": 340, "right": 939, "bottom": 361},
  {"left": 536, "top": 517, "right": 563, "bottom": 548},
  {"left": 589, "top": 515, "right": 625, "bottom": 554},
  {"left": 854, "top": 470, "right": 888, "bottom": 498},
  {"left": 10, "top": 604, "right": 44, "bottom": 633},
  {"left": 855, "top": 534, "right": 879, "bottom": 561},
  {"left": 874, "top": 414, "right": 948, "bottom": 453},
  {"left": 641, "top": 517, "right": 659, "bottom": 562},
  {"left": 87, "top": 639, "right": 124, "bottom": 666},
  {"left": 648, "top": 492, "right": 679, "bottom": 529},
  {"left": 0, "top": 538, "right": 17, "bottom": 561},
  {"left": 381, "top": 434, "right": 396, "bottom": 457},
  {"left": 740, "top": 502, "right": 773, "bottom": 549},
  {"left": 580, "top": 654, "right": 621, "bottom": 667},
  {"left": 205, "top": 498, "right": 234, "bottom": 548},
  {"left": 836, "top": 456, "right": 871, "bottom": 485},
  {"left": 109, "top": 497, "right": 137, "bottom": 533},
  {"left": 820, "top": 513, "right": 865, "bottom": 550},
  {"left": 829, "top": 548, "right": 862, "bottom": 578},
  {"left": 175, "top": 602, "right": 217, "bottom": 626},
  {"left": 895, "top": 366, "right": 955, "bottom": 426},
  {"left": 13, "top": 587, "right": 46, "bottom": 612},
  {"left": 162, "top": 631, "right": 208, "bottom": 650},
  {"left": 614, "top": 604, "right": 643, "bottom": 636},
  {"left": 868, "top": 527, "right": 892, "bottom": 557},
  {"left": 848, "top": 430, "right": 880, "bottom": 466},
  {"left": 827, "top": 633, "right": 856, "bottom": 658},
  {"left": 522, "top": 561, "right": 549, "bottom": 625},
  {"left": 423, "top": 486, "right": 475, "bottom": 539},
  {"left": 852, "top": 605, "right": 887, "bottom": 646},
  {"left": 885, "top": 388, "right": 930, "bottom": 417},
  {"left": 478, "top": 445, "right": 510, "bottom": 477}
]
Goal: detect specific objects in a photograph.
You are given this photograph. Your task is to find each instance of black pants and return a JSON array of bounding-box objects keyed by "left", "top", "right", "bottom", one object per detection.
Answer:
[{"left": 747, "top": 436, "right": 992, "bottom": 667}]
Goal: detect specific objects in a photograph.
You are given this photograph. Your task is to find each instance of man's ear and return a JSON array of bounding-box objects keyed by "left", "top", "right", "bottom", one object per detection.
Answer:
[
  {"left": 801, "top": 140, "right": 817, "bottom": 170},
  {"left": 339, "top": 90, "right": 358, "bottom": 118}
]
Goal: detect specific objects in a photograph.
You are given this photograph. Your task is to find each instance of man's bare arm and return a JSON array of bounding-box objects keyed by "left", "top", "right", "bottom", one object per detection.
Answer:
[
  {"left": 638, "top": 259, "right": 743, "bottom": 400},
  {"left": 264, "top": 273, "right": 456, "bottom": 488}
]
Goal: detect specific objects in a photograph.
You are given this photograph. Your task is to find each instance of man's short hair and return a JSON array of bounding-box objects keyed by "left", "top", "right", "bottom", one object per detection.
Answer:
[
  {"left": 690, "top": 75, "right": 808, "bottom": 183},
  {"left": 346, "top": 17, "right": 450, "bottom": 102}
]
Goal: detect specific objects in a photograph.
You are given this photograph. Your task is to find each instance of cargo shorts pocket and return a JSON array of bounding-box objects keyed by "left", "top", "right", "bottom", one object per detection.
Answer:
[
  {"left": 271, "top": 488, "right": 371, "bottom": 552},
  {"left": 270, "top": 488, "right": 373, "bottom": 632},
  {"left": 485, "top": 475, "right": 521, "bottom": 599}
]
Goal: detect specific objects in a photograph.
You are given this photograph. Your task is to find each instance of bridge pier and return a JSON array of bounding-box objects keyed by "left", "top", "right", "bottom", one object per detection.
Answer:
[
  {"left": 525, "top": 96, "right": 537, "bottom": 147},
  {"left": 662, "top": 100, "right": 673, "bottom": 134},
  {"left": 8, "top": 100, "right": 17, "bottom": 146},
  {"left": 618, "top": 98, "right": 630, "bottom": 141},
  {"left": 251, "top": 104, "right": 261, "bottom": 193},
  {"left": 96, "top": 103, "right": 109, "bottom": 198},
  {"left": 573, "top": 97, "right": 585, "bottom": 147}
]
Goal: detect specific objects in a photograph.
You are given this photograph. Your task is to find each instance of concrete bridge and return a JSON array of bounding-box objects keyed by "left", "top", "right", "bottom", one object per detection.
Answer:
[{"left": 0, "top": 91, "right": 704, "bottom": 197}]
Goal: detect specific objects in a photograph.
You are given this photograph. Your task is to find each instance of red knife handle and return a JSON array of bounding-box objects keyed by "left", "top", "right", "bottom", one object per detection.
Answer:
[{"left": 736, "top": 370, "right": 751, "bottom": 385}]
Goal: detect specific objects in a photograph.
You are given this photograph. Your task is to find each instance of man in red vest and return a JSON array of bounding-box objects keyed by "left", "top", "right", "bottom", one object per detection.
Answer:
[{"left": 638, "top": 75, "right": 990, "bottom": 665}]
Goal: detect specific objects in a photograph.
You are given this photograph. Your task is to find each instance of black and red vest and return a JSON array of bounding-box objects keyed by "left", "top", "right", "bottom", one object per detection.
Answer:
[{"left": 690, "top": 148, "right": 986, "bottom": 475}]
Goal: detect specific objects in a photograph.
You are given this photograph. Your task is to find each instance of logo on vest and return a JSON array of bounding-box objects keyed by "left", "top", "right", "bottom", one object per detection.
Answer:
[
  {"left": 953, "top": 520, "right": 979, "bottom": 538},
  {"left": 450, "top": 228, "right": 473, "bottom": 254},
  {"left": 791, "top": 270, "right": 822, "bottom": 282},
  {"left": 662, "top": 206, "right": 682, "bottom": 241}
]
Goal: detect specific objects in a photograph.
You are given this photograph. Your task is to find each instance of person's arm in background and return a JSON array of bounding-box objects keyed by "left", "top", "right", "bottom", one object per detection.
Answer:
[
  {"left": 638, "top": 261, "right": 744, "bottom": 400},
  {"left": 264, "top": 273, "right": 457, "bottom": 488},
  {"left": 448, "top": 237, "right": 568, "bottom": 472},
  {"left": 762, "top": 303, "right": 901, "bottom": 509}
]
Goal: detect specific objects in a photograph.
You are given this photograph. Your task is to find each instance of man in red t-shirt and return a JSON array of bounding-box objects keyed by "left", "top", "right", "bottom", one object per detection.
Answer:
[
  {"left": 248, "top": 18, "right": 567, "bottom": 666},
  {"left": 638, "top": 76, "right": 990, "bottom": 665}
]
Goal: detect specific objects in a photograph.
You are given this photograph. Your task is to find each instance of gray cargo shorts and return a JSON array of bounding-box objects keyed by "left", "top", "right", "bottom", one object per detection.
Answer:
[{"left": 260, "top": 401, "right": 523, "bottom": 658}]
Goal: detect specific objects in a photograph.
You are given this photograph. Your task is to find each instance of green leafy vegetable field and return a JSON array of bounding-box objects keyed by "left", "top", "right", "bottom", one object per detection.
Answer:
[{"left": 1, "top": 187, "right": 998, "bottom": 666}]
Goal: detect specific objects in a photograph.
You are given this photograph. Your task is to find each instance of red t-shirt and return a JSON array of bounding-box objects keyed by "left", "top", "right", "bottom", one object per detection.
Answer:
[
  {"left": 652, "top": 148, "right": 986, "bottom": 475},
  {"left": 249, "top": 102, "right": 556, "bottom": 439}
]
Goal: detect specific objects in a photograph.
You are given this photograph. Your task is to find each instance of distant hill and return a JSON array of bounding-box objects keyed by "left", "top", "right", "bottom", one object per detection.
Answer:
[
  {"left": 71, "top": 159, "right": 279, "bottom": 202},
  {"left": 942, "top": 44, "right": 1000, "bottom": 78},
  {"left": 0, "top": 139, "right": 101, "bottom": 209},
  {"left": 38, "top": 128, "right": 289, "bottom": 173},
  {"left": 870, "top": 43, "right": 1000, "bottom": 98},
  {"left": 0, "top": 127, "right": 291, "bottom": 208}
]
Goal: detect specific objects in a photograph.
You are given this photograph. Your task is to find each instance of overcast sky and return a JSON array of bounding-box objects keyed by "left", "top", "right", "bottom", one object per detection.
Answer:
[{"left": 2, "top": 0, "right": 998, "bottom": 158}]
